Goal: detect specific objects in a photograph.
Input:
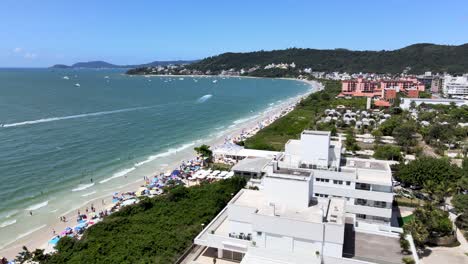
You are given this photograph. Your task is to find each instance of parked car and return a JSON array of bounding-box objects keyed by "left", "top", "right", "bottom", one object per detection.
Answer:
[
  {"left": 398, "top": 189, "right": 413, "bottom": 199},
  {"left": 413, "top": 192, "right": 429, "bottom": 201},
  {"left": 392, "top": 180, "right": 401, "bottom": 187}
]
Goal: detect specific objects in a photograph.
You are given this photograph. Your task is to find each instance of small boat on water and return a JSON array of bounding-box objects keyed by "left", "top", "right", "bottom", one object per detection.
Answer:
[
  {"left": 179, "top": 77, "right": 184, "bottom": 80},
  {"left": 212, "top": 80, "right": 218, "bottom": 83},
  {"left": 63, "top": 76, "right": 70, "bottom": 80},
  {"left": 74, "top": 83, "right": 81, "bottom": 87},
  {"left": 104, "top": 76, "right": 109, "bottom": 79}
]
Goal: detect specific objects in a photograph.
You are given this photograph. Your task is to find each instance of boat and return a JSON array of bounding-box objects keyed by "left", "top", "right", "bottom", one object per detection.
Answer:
[
  {"left": 104, "top": 76, "right": 109, "bottom": 79},
  {"left": 63, "top": 76, "right": 70, "bottom": 80},
  {"left": 212, "top": 80, "right": 218, "bottom": 83},
  {"left": 74, "top": 83, "right": 81, "bottom": 87},
  {"left": 179, "top": 77, "right": 184, "bottom": 80}
]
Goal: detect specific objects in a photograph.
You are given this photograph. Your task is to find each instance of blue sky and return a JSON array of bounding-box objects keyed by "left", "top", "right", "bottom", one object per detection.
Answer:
[{"left": 1, "top": 0, "right": 467, "bottom": 67}]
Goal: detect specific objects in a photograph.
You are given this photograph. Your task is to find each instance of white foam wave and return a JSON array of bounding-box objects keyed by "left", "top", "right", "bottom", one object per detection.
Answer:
[
  {"left": 81, "top": 191, "right": 97, "bottom": 197},
  {"left": 99, "top": 167, "right": 136, "bottom": 184},
  {"left": 0, "top": 210, "right": 18, "bottom": 219},
  {"left": 215, "top": 126, "right": 225, "bottom": 130},
  {"left": 72, "top": 183, "right": 95, "bottom": 192},
  {"left": 17, "top": 224, "right": 47, "bottom": 239},
  {"left": 233, "top": 114, "right": 259, "bottom": 125},
  {"left": 196, "top": 94, "right": 212, "bottom": 103},
  {"left": 0, "top": 219, "right": 17, "bottom": 228},
  {"left": 134, "top": 143, "right": 195, "bottom": 167},
  {"left": 2, "top": 106, "right": 155, "bottom": 128},
  {"left": 25, "top": 201, "right": 48, "bottom": 211}
]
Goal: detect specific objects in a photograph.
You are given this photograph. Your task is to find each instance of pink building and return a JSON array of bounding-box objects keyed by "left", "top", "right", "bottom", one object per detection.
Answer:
[{"left": 339, "top": 77, "right": 425, "bottom": 104}]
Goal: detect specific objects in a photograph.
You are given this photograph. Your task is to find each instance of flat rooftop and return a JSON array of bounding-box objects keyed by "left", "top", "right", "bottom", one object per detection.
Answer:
[
  {"left": 232, "top": 157, "right": 271, "bottom": 173},
  {"left": 342, "top": 158, "right": 392, "bottom": 185},
  {"left": 231, "top": 189, "right": 343, "bottom": 224},
  {"left": 343, "top": 226, "right": 407, "bottom": 264},
  {"left": 273, "top": 167, "right": 311, "bottom": 177}
]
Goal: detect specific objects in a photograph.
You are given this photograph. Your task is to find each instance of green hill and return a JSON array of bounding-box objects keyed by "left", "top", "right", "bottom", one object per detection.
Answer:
[{"left": 189, "top": 43, "right": 468, "bottom": 74}]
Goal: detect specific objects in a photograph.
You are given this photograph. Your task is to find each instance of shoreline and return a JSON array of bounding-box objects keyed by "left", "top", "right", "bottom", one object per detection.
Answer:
[{"left": 0, "top": 78, "right": 319, "bottom": 260}]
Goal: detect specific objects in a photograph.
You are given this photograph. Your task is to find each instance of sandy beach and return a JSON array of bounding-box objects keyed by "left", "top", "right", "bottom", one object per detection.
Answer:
[{"left": 0, "top": 78, "right": 320, "bottom": 260}]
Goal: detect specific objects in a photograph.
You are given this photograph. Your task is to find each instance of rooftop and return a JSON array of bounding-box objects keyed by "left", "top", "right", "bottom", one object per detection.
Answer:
[
  {"left": 231, "top": 189, "right": 343, "bottom": 224},
  {"left": 231, "top": 157, "right": 271, "bottom": 173},
  {"left": 342, "top": 158, "right": 392, "bottom": 185}
]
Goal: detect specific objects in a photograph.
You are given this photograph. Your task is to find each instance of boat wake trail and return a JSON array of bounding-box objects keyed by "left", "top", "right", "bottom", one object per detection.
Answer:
[
  {"left": 2, "top": 106, "right": 155, "bottom": 128},
  {"left": 196, "top": 94, "right": 212, "bottom": 103}
]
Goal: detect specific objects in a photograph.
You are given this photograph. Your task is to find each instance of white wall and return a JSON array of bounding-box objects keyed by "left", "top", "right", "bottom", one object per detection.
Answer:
[
  {"left": 228, "top": 220, "right": 252, "bottom": 236},
  {"left": 263, "top": 176, "right": 311, "bottom": 209},
  {"left": 252, "top": 213, "right": 324, "bottom": 241},
  {"left": 301, "top": 132, "right": 330, "bottom": 166}
]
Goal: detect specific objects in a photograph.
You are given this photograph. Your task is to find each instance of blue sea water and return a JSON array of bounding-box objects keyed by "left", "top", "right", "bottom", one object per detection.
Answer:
[{"left": 0, "top": 68, "right": 310, "bottom": 249}]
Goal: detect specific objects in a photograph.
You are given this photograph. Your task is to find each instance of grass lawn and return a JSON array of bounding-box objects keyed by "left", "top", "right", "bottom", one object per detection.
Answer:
[{"left": 397, "top": 214, "right": 414, "bottom": 227}]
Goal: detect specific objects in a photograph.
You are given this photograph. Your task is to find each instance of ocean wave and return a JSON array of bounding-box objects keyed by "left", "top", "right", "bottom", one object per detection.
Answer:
[
  {"left": 17, "top": 224, "right": 47, "bottom": 239},
  {"left": 0, "top": 210, "right": 18, "bottom": 219},
  {"left": 81, "top": 191, "right": 97, "bottom": 197},
  {"left": 233, "top": 114, "right": 259, "bottom": 125},
  {"left": 134, "top": 142, "right": 195, "bottom": 167},
  {"left": 99, "top": 167, "right": 136, "bottom": 184},
  {"left": 196, "top": 94, "right": 212, "bottom": 103},
  {"left": 0, "top": 219, "right": 17, "bottom": 228},
  {"left": 71, "top": 183, "right": 95, "bottom": 192},
  {"left": 215, "top": 126, "right": 225, "bottom": 130},
  {"left": 2, "top": 106, "right": 155, "bottom": 128},
  {"left": 25, "top": 201, "right": 48, "bottom": 211}
]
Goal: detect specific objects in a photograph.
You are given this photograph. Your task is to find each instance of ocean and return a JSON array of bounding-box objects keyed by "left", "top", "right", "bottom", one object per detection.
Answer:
[{"left": 0, "top": 68, "right": 310, "bottom": 250}]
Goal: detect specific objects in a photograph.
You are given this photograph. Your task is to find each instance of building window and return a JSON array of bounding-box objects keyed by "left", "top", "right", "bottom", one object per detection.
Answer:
[
  {"left": 356, "top": 198, "right": 367, "bottom": 206},
  {"left": 374, "top": 201, "right": 387, "bottom": 208},
  {"left": 356, "top": 214, "right": 366, "bottom": 219},
  {"left": 356, "top": 182, "right": 371, "bottom": 191},
  {"left": 346, "top": 181, "right": 351, "bottom": 186}
]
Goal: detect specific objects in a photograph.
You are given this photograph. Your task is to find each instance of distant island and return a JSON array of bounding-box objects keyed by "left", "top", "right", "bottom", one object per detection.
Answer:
[
  {"left": 127, "top": 43, "right": 468, "bottom": 76},
  {"left": 50, "top": 60, "right": 198, "bottom": 69}
]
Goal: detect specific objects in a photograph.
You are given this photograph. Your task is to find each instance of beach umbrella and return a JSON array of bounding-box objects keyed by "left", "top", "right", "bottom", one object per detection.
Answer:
[{"left": 49, "top": 236, "right": 60, "bottom": 245}]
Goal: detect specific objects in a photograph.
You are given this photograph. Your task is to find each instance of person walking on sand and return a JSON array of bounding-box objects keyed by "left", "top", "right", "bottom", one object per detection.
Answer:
[
  {"left": 29, "top": 211, "right": 32, "bottom": 216},
  {"left": 213, "top": 257, "right": 217, "bottom": 264}
]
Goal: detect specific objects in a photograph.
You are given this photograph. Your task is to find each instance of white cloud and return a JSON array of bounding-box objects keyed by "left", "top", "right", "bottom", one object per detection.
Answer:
[
  {"left": 13, "top": 47, "right": 22, "bottom": 53},
  {"left": 24, "top": 52, "right": 37, "bottom": 59}
]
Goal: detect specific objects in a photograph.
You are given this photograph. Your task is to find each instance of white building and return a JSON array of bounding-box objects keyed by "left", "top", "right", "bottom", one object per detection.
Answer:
[
  {"left": 442, "top": 74, "right": 468, "bottom": 98},
  {"left": 400, "top": 97, "right": 468, "bottom": 110},
  {"left": 187, "top": 131, "right": 415, "bottom": 264},
  {"left": 273, "top": 131, "right": 394, "bottom": 228}
]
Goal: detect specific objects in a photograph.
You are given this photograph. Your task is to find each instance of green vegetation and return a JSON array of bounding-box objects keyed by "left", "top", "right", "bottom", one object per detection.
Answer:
[
  {"left": 394, "top": 157, "right": 462, "bottom": 187},
  {"left": 189, "top": 44, "right": 468, "bottom": 75},
  {"left": 244, "top": 79, "right": 341, "bottom": 150},
  {"left": 194, "top": 144, "right": 213, "bottom": 163},
  {"left": 30, "top": 177, "right": 246, "bottom": 264},
  {"left": 345, "top": 129, "right": 360, "bottom": 152},
  {"left": 404, "top": 205, "right": 454, "bottom": 249},
  {"left": 373, "top": 145, "right": 402, "bottom": 161}
]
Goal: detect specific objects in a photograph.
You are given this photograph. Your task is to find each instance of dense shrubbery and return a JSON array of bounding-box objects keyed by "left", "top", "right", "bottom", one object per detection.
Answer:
[
  {"left": 37, "top": 177, "right": 246, "bottom": 264},
  {"left": 404, "top": 205, "right": 454, "bottom": 248},
  {"left": 373, "top": 145, "right": 402, "bottom": 161},
  {"left": 243, "top": 79, "right": 341, "bottom": 150},
  {"left": 394, "top": 157, "right": 462, "bottom": 187}
]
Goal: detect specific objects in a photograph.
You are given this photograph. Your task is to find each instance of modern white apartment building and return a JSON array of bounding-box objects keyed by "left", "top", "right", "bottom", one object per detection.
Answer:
[
  {"left": 271, "top": 130, "right": 394, "bottom": 229},
  {"left": 185, "top": 130, "right": 416, "bottom": 264},
  {"left": 442, "top": 74, "right": 468, "bottom": 98}
]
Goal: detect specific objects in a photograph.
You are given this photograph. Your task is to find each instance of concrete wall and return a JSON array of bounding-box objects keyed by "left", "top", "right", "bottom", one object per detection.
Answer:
[
  {"left": 251, "top": 213, "right": 324, "bottom": 241},
  {"left": 263, "top": 176, "right": 311, "bottom": 209},
  {"left": 301, "top": 132, "right": 330, "bottom": 166}
]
